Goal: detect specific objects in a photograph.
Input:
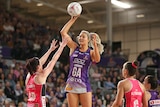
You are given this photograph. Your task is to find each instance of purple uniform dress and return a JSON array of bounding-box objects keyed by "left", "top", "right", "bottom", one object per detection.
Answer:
[
  {"left": 65, "top": 47, "right": 92, "bottom": 93},
  {"left": 148, "top": 90, "right": 160, "bottom": 107}
]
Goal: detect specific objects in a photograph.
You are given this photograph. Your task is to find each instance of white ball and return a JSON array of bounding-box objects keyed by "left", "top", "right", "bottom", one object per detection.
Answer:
[{"left": 67, "top": 2, "right": 82, "bottom": 16}]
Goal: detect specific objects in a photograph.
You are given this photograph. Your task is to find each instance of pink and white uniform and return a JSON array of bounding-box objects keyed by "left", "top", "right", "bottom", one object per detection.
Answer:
[
  {"left": 125, "top": 79, "right": 144, "bottom": 107},
  {"left": 26, "top": 74, "right": 46, "bottom": 107}
]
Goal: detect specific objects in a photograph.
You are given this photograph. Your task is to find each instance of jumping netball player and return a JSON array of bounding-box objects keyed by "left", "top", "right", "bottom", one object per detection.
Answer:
[
  {"left": 143, "top": 75, "right": 160, "bottom": 107},
  {"left": 111, "top": 61, "right": 148, "bottom": 107},
  {"left": 25, "top": 38, "right": 68, "bottom": 107},
  {"left": 60, "top": 15, "right": 104, "bottom": 107}
]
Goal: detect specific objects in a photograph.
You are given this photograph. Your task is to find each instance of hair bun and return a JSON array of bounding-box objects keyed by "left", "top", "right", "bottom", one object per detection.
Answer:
[{"left": 132, "top": 61, "right": 138, "bottom": 68}]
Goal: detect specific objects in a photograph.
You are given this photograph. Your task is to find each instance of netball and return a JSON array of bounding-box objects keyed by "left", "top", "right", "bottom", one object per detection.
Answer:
[{"left": 67, "top": 2, "right": 82, "bottom": 16}]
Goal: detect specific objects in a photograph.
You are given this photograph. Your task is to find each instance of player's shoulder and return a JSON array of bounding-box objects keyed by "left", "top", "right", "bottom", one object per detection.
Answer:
[
  {"left": 118, "top": 78, "right": 133, "bottom": 87},
  {"left": 117, "top": 79, "right": 127, "bottom": 87},
  {"left": 120, "top": 78, "right": 130, "bottom": 83},
  {"left": 140, "top": 82, "right": 146, "bottom": 90}
]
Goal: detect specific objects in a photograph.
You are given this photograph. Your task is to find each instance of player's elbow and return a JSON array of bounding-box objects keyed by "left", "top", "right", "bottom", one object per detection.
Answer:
[
  {"left": 94, "top": 59, "right": 100, "bottom": 63},
  {"left": 60, "top": 30, "right": 65, "bottom": 36},
  {"left": 117, "top": 102, "right": 122, "bottom": 106},
  {"left": 142, "top": 103, "right": 148, "bottom": 107},
  {"left": 111, "top": 101, "right": 122, "bottom": 107},
  {"left": 94, "top": 57, "right": 101, "bottom": 63}
]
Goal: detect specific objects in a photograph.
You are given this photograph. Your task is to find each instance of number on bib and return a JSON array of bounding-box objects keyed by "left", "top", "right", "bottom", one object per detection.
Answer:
[
  {"left": 133, "top": 99, "right": 139, "bottom": 107},
  {"left": 28, "top": 92, "right": 36, "bottom": 101},
  {"left": 72, "top": 66, "right": 81, "bottom": 78}
]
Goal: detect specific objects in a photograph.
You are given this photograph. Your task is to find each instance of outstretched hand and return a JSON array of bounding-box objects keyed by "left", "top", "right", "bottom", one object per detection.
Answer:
[{"left": 50, "top": 39, "right": 59, "bottom": 51}]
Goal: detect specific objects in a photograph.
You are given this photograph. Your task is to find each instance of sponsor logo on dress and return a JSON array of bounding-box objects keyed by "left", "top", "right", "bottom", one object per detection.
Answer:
[
  {"left": 149, "top": 99, "right": 160, "bottom": 105},
  {"left": 66, "top": 84, "right": 73, "bottom": 91}
]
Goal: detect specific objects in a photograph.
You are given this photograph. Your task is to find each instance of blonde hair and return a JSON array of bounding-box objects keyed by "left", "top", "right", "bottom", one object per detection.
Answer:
[
  {"left": 77, "top": 30, "right": 104, "bottom": 54},
  {"left": 77, "top": 30, "right": 90, "bottom": 43}
]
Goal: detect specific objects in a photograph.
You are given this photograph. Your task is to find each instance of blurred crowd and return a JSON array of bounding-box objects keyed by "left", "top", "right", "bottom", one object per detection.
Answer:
[
  {"left": 0, "top": 7, "right": 63, "bottom": 60},
  {"left": 0, "top": 6, "right": 127, "bottom": 62}
]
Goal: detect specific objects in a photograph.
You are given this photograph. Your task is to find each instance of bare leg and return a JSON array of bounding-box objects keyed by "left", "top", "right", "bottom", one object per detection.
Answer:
[
  {"left": 67, "top": 93, "right": 79, "bottom": 107},
  {"left": 79, "top": 92, "right": 92, "bottom": 107}
]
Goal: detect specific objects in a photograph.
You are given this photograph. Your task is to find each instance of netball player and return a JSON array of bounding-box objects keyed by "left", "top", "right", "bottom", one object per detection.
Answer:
[
  {"left": 143, "top": 75, "right": 160, "bottom": 107},
  {"left": 111, "top": 61, "right": 148, "bottom": 107},
  {"left": 60, "top": 15, "right": 104, "bottom": 107},
  {"left": 25, "top": 38, "right": 68, "bottom": 107}
]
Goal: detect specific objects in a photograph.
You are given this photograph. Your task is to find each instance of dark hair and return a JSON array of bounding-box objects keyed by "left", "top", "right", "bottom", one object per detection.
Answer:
[
  {"left": 146, "top": 75, "right": 158, "bottom": 89},
  {"left": 125, "top": 60, "right": 139, "bottom": 76},
  {"left": 25, "top": 57, "right": 39, "bottom": 75}
]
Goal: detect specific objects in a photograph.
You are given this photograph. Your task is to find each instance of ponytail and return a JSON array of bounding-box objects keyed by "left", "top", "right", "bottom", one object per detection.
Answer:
[{"left": 132, "top": 61, "right": 138, "bottom": 69}]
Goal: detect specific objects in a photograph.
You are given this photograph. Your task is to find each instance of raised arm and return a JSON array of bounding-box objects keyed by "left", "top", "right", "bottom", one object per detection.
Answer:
[
  {"left": 42, "top": 38, "right": 68, "bottom": 77},
  {"left": 90, "top": 33, "right": 101, "bottom": 63},
  {"left": 60, "top": 16, "right": 79, "bottom": 51},
  {"left": 39, "top": 39, "right": 58, "bottom": 66}
]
